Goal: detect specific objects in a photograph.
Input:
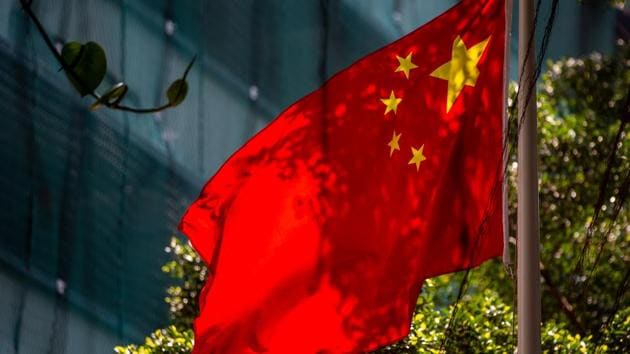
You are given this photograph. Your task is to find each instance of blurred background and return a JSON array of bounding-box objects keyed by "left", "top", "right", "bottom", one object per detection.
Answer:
[{"left": 0, "top": 0, "right": 627, "bottom": 353}]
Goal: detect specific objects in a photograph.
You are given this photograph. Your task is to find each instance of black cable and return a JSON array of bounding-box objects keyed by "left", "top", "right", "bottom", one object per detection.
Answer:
[
  {"left": 509, "top": 0, "right": 542, "bottom": 134},
  {"left": 11, "top": 3, "right": 37, "bottom": 351},
  {"left": 197, "top": 1, "right": 206, "bottom": 178},
  {"left": 574, "top": 97, "right": 629, "bottom": 276},
  {"left": 319, "top": 0, "right": 330, "bottom": 154},
  {"left": 442, "top": 3, "right": 630, "bottom": 347},
  {"left": 245, "top": 0, "right": 263, "bottom": 139},
  {"left": 439, "top": 269, "right": 471, "bottom": 351},
  {"left": 587, "top": 167, "right": 630, "bottom": 281},
  {"left": 114, "top": 0, "right": 131, "bottom": 340},
  {"left": 439, "top": 0, "right": 561, "bottom": 350},
  {"left": 510, "top": 0, "right": 559, "bottom": 147},
  {"left": 511, "top": 272, "right": 517, "bottom": 351},
  {"left": 319, "top": 0, "right": 330, "bottom": 84}
]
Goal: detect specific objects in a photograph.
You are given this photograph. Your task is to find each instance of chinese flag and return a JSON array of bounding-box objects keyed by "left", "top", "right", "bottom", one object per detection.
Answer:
[{"left": 180, "top": 0, "right": 508, "bottom": 352}]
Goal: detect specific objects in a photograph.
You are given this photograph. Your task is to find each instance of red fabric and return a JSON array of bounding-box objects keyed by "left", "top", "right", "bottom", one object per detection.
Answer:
[{"left": 180, "top": 0, "right": 506, "bottom": 352}]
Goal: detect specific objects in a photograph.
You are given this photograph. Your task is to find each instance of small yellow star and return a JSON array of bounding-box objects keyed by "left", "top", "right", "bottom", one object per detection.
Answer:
[
  {"left": 430, "top": 36, "right": 491, "bottom": 113},
  {"left": 387, "top": 131, "right": 402, "bottom": 156},
  {"left": 408, "top": 145, "right": 427, "bottom": 171},
  {"left": 380, "top": 90, "right": 402, "bottom": 115},
  {"left": 395, "top": 53, "right": 418, "bottom": 79}
]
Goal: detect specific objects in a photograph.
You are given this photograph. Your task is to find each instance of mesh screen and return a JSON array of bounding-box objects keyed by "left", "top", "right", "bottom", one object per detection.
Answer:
[{"left": 0, "top": 0, "right": 616, "bottom": 353}]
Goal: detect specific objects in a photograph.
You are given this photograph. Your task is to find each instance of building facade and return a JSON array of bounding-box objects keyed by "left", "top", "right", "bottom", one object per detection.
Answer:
[{"left": 0, "top": 0, "right": 621, "bottom": 353}]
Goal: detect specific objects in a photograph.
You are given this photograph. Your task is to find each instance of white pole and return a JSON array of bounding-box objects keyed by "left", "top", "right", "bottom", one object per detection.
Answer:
[{"left": 517, "top": 0, "right": 541, "bottom": 352}]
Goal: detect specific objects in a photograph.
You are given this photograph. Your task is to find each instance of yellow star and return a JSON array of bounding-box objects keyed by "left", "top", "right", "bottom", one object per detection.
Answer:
[
  {"left": 408, "top": 145, "right": 427, "bottom": 171},
  {"left": 387, "top": 131, "right": 402, "bottom": 156},
  {"left": 380, "top": 90, "right": 402, "bottom": 115},
  {"left": 430, "top": 36, "right": 491, "bottom": 113},
  {"left": 395, "top": 53, "right": 418, "bottom": 79}
]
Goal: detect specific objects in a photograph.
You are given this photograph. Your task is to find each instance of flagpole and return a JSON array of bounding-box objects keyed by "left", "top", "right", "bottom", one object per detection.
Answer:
[{"left": 517, "top": 0, "right": 541, "bottom": 352}]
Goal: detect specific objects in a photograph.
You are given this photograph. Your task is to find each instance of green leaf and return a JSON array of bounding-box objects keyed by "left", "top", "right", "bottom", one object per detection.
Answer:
[
  {"left": 167, "top": 79, "right": 188, "bottom": 107},
  {"left": 61, "top": 41, "right": 107, "bottom": 96},
  {"left": 90, "top": 82, "right": 128, "bottom": 111},
  {"left": 60, "top": 42, "right": 83, "bottom": 68}
]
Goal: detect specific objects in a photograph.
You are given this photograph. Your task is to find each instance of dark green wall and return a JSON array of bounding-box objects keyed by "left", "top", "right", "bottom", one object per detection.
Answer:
[{"left": 0, "top": 1, "right": 620, "bottom": 353}]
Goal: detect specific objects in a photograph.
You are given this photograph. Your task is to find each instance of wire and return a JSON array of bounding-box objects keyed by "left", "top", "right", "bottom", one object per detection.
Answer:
[
  {"left": 319, "top": 0, "right": 330, "bottom": 154},
  {"left": 593, "top": 267, "right": 630, "bottom": 350},
  {"left": 439, "top": 269, "right": 471, "bottom": 351},
  {"left": 574, "top": 96, "right": 629, "bottom": 276},
  {"left": 439, "top": 0, "right": 561, "bottom": 350},
  {"left": 587, "top": 167, "right": 630, "bottom": 281}
]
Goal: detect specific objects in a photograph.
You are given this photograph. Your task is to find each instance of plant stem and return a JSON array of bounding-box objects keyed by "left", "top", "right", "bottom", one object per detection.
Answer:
[
  {"left": 20, "top": 0, "right": 193, "bottom": 115},
  {"left": 20, "top": 0, "right": 101, "bottom": 101}
]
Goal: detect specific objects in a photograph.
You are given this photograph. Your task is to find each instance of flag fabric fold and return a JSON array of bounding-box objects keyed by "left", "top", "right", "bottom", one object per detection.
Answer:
[{"left": 180, "top": 0, "right": 507, "bottom": 352}]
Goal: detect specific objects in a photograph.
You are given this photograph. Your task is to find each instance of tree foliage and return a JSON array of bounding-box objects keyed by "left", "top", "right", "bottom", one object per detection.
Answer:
[
  {"left": 114, "top": 237, "right": 201, "bottom": 354},
  {"left": 115, "top": 41, "right": 629, "bottom": 353}
]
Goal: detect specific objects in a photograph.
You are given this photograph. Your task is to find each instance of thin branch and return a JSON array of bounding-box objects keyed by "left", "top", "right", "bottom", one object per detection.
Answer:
[{"left": 540, "top": 261, "right": 586, "bottom": 336}]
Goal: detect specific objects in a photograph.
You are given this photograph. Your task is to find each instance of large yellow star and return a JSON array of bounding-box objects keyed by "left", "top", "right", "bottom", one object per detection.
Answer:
[
  {"left": 395, "top": 53, "right": 418, "bottom": 79},
  {"left": 408, "top": 145, "right": 427, "bottom": 171},
  {"left": 430, "top": 36, "right": 491, "bottom": 113},
  {"left": 387, "top": 131, "right": 402, "bottom": 156},
  {"left": 380, "top": 91, "right": 402, "bottom": 115}
]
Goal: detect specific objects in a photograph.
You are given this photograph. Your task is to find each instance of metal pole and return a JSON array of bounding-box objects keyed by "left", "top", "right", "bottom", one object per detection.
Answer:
[{"left": 517, "top": 0, "right": 541, "bottom": 352}]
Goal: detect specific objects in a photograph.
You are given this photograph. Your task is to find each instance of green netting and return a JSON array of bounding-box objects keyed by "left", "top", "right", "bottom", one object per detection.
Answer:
[{"left": 0, "top": 0, "right": 618, "bottom": 353}]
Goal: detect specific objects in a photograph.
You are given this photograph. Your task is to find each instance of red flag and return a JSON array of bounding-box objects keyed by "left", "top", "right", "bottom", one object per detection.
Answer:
[{"left": 180, "top": 0, "right": 508, "bottom": 352}]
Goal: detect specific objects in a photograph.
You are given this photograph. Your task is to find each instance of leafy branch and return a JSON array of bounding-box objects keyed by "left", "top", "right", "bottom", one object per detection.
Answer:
[{"left": 20, "top": 0, "right": 195, "bottom": 114}]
